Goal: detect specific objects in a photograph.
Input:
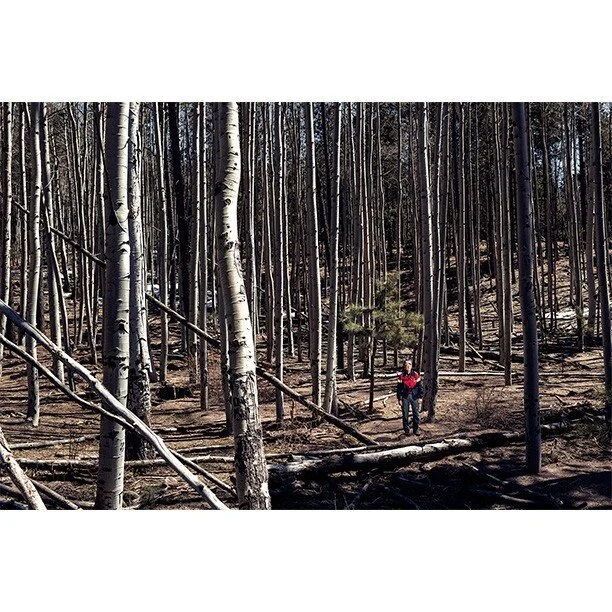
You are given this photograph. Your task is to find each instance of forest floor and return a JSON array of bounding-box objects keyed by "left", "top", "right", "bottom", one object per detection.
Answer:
[{"left": 0, "top": 257, "right": 610, "bottom": 510}]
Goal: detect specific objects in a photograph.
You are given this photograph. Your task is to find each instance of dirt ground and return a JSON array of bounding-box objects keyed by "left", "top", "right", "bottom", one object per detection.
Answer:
[{"left": 0, "top": 258, "right": 610, "bottom": 510}]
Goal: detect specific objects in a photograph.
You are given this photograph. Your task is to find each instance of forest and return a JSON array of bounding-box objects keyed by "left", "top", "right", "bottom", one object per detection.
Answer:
[{"left": 0, "top": 101, "right": 610, "bottom": 511}]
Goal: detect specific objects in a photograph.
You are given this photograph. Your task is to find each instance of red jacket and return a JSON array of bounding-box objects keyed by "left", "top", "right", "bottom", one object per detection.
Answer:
[{"left": 397, "top": 371, "right": 421, "bottom": 398}]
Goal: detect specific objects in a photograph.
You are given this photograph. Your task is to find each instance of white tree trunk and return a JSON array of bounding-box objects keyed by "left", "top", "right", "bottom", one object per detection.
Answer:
[
  {"left": 418, "top": 103, "right": 438, "bottom": 422},
  {"left": 25, "top": 102, "right": 42, "bottom": 425},
  {"left": 127, "top": 102, "right": 153, "bottom": 460},
  {"left": 214, "top": 102, "right": 271, "bottom": 509},
  {"left": 40, "top": 103, "right": 65, "bottom": 383},
  {"left": 0, "top": 103, "right": 12, "bottom": 378},
  {"left": 304, "top": 102, "right": 322, "bottom": 406},
  {"left": 95, "top": 102, "right": 130, "bottom": 509}
]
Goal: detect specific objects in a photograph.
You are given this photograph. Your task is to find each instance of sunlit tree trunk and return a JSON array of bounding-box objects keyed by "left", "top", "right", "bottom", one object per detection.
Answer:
[
  {"left": 19, "top": 105, "right": 28, "bottom": 346},
  {"left": 304, "top": 102, "right": 322, "bottom": 405},
  {"left": 418, "top": 103, "right": 438, "bottom": 422},
  {"left": 40, "top": 103, "right": 64, "bottom": 382},
  {"left": 198, "top": 103, "right": 209, "bottom": 411},
  {"left": 25, "top": 103, "right": 42, "bottom": 426},
  {"left": 95, "top": 102, "right": 130, "bottom": 510},
  {"left": 214, "top": 102, "right": 271, "bottom": 509},
  {"left": 0, "top": 103, "right": 12, "bottom": 378},
  {"left": 126, "top": 102, "right": 153, "bottom": 460}
]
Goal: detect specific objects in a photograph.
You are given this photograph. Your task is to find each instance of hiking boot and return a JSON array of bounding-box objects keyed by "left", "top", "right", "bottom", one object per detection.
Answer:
[
  {"left": 404, "top": 428, "right": 411, "bottom": 436},
  {"left": 413, "top": 428, "right": 421, "bottom": 436}
]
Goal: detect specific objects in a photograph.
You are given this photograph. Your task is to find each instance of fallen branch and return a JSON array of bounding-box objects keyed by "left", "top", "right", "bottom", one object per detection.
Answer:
[
  {"left": 49, "top": 226, "right": 106, "bottom": 267},
  {"left": 31, "top": 479, "right": 83, "bottom": 510},
  {"left": 346, "top": 477, "right": 376, "bottom": 509},
  {"left": 460, "top": 462, "right": 563, "bottom": 509},
  {"left": 467, "top": 488, "right": 539, "bottom": 508},
  {"left": 145, "top": 292, "right": 377, "bottom": 446},
  {"left": 0, "top": 299, "right": 227, "bottom": 510},
  {"left": 0, "top": 426, "right": 47, "bottom": 510},
  {"left": 0, "top": 330, "right": 233, "bottom": 499}
]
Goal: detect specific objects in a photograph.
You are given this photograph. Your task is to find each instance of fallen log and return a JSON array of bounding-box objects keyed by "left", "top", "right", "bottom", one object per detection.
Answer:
[
  {"left": 145, "top": 293, "right": 377, "bottom": 447},
  {"left": 268, "top": 421, "right": 572, "bottom": 479},
  {"left": 12, "top": 434, "right": 99, "bottom": 451},
  {"left": 17, "top": 454, "right": 234, "bottom": 469},
  {"left": 0, "top": 300, "right": 228, "bottom": 510},
  {"left": 0, "top": 426, "right": 47, "bottom": 510}
]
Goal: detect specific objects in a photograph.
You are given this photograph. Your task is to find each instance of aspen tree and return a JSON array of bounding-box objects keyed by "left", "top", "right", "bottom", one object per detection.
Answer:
[
  {"left": 25, "top": 103, "right": 42, "bottom": 426},
  {"left": 153, "top": 103, "right": 169, "bottom": 383},
  {"left": 273, "top": 103, "right": 285, "bottom": 422},
  {"left": 513, "top": 102, "right": 541, "bottom": 473},
  {"left": 323, "top": 103, "right": 342, "bottom": 415},
  {"left": 214, "top": 102, "right": 271, "bottom": 509},
  {"left": 0, "top": 103, "right": 12, "bottom": 378},
  {"left": 40, "top": 103, "right": 64, "bottom": 382},
  {"left": 590, "top": 103, "right": 612, "bottom": 425},
  {"left": 198, "top": 102, "right": 209, "bottom": 411},
  {"left": 126, "top": 102, "right": 154, "bottom": 460},
  {"left": 187, "top": 104, "right": 201, "bottom": 385},
  {"left": 418, "top": 103, "right": 438, "bottom": 421},
  {"left": 95, "top": 102, "right": 130, "bottom": 510},
  {"left": 19, "top": 105, "right": 28, "bottom": 346},
  {"left": 564, "top": 103, "right": 584, "bottom": 350},
  {"left": 394, "top": 103, "right": 402, "bottom": 369},
  {"left": 456, "top": 103, "right": 467, "bottom": 372},
  {"left": 304, "top": 102, "right": 322, "bottom": 405}
]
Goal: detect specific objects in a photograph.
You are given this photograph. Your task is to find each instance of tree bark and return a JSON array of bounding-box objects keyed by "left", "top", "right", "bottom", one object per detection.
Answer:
[
  {"left": 0, "top": 103, "right": 12, "bottom": 378},
  {"left": 304, "top": 103, "right": 322, "bottom": 405},
  {"left": 214, "top": 103, "right": 271, "bottom": 509},
  {"left": 512, "top": 102, "right": 541, "bottom": 473},
  {"left": 590, "top": 103, "right": 612, "bottom": 425},
  {"left": 153, "top": 103, "right": 169, "bottom": 383},
  {"left": 323, "top": 103, "right": 342, "bottom": 416},
  {"left": 126, "top": 102, "right": 154, "bottom": 461},
  {"left": 95, "top": 102, "right": 130, "bottom": 510},
  {"left": 25, "top": 102, "right": 42, "bottom": 425}
]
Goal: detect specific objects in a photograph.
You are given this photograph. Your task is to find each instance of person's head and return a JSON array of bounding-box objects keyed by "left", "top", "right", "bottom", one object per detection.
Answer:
[{"left": 402, "top": 359, "right": 412, "bottom": 373}]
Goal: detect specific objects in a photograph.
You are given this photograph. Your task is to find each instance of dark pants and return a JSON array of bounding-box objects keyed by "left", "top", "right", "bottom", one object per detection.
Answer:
[{"left": 401, "top": 395, "right": 420, "bottom": 433}]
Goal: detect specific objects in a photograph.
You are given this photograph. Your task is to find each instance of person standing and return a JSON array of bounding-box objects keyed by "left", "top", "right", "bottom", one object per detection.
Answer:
[{"left": 397, "top": 359, "right": 422, "bottom": 436}]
